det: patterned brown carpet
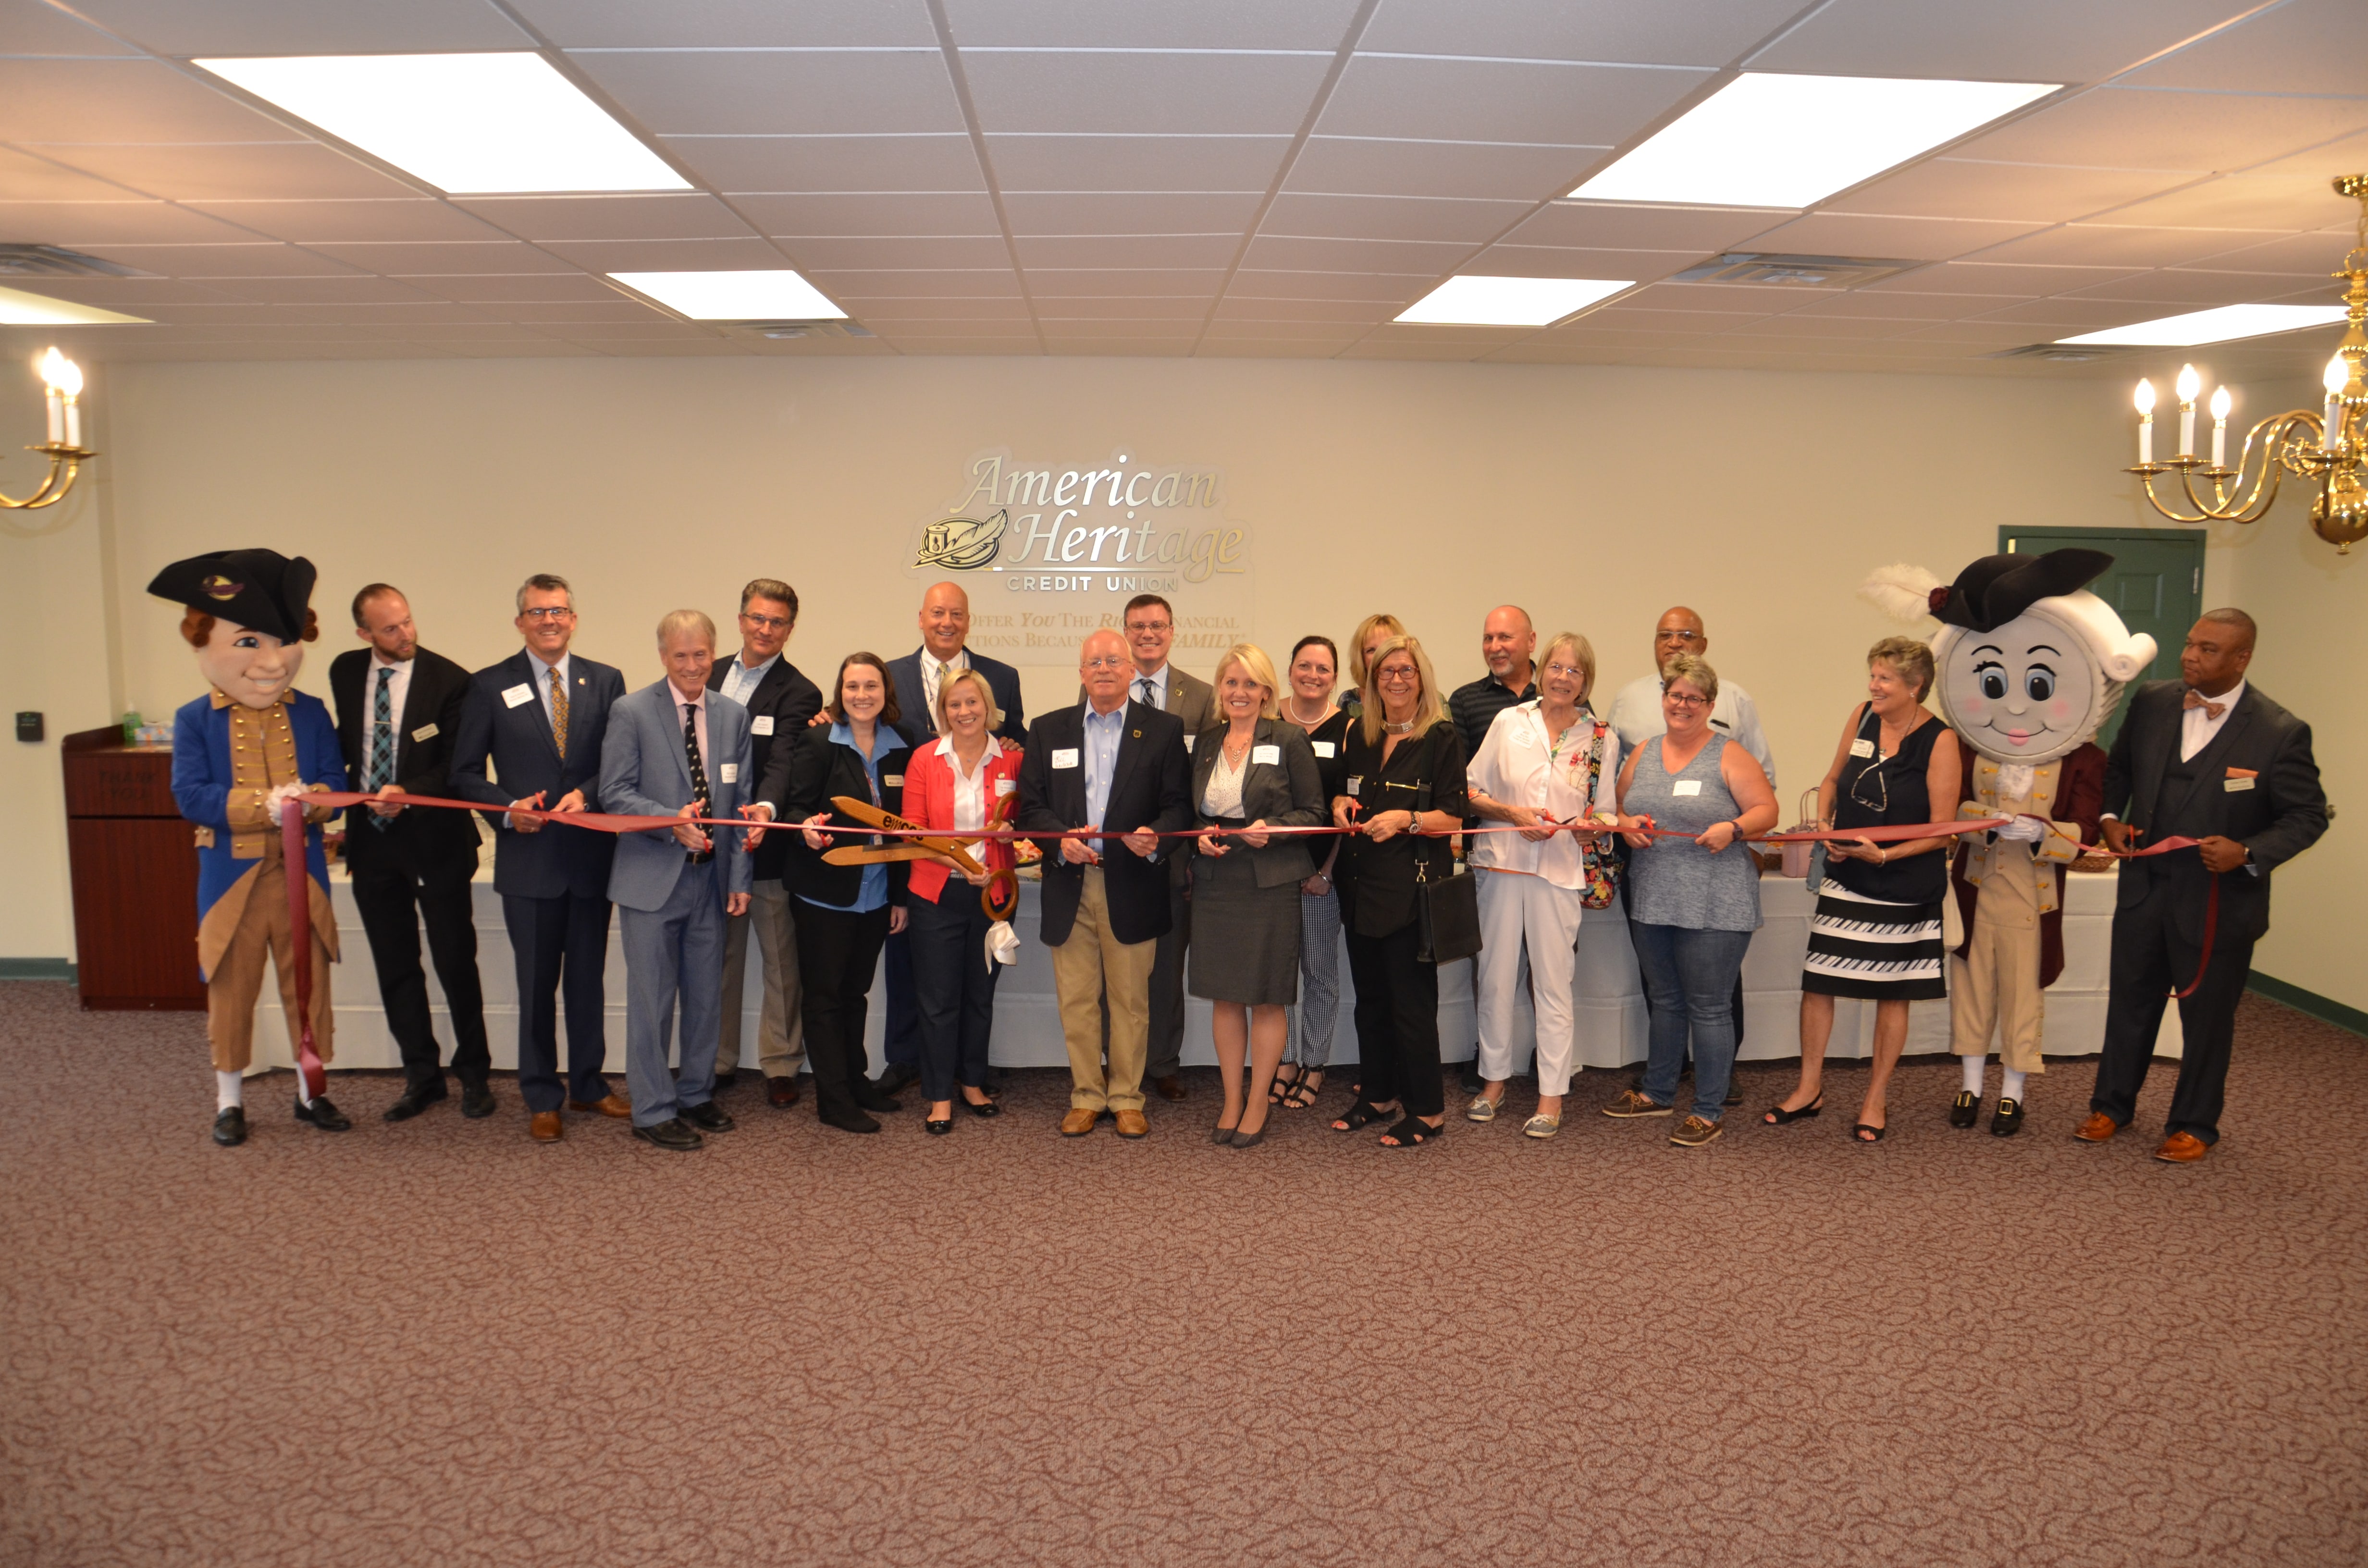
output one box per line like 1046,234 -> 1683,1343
1,980 -> 2362,1568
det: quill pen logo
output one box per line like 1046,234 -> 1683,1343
913,509 -> 1008,570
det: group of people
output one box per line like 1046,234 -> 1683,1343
155,550 -> 2326,1166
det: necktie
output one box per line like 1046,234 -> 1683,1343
2182,689 -> 2226,720
548,666 -> 569,760
1135,676 -> 1155,708
366,667 -> 394,832
683,700 -> 713,864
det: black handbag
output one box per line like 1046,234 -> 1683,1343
1414,842 -> 1482,964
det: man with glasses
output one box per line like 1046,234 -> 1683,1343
710,579 -> 823,1105
1606,607 -> 1776,1091
451,574 -> 630,1142
1448,606 -> 1541,1093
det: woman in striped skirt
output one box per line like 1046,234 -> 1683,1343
1764,637 -> 1961,1142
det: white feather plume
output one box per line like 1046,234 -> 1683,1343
1859,563 -> 1942,625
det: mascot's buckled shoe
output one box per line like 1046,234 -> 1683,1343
1949,1090 -> 1981,1128
1989,1097 -> 2024,1137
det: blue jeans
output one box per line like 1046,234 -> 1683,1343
1632,921 -> 1752,1123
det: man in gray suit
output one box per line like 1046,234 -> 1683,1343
1115,593 -> 1215,1100
600,609 -> 763,1152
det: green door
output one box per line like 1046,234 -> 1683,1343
1998,526 -> 2203,750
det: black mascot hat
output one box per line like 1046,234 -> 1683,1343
146,549 -> 317,643
1928,548 -> 2111,634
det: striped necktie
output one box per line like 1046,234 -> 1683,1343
548,665 -> 568,760
683,700 -> 713,864
366,666 -> 394,832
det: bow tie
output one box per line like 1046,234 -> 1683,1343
2182,689 -> 2226,720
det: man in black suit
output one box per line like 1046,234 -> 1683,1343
450,573 -> 631,1143
329,584 -> 493,1122
2080,609 -> 2328,1163
875,580 -> 1026,1096
1016,628 -> 1191,1139
710,577 -> 824,1106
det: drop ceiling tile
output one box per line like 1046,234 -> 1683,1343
1035,296 -> 1215,320
1320,56 -> 1711,147
68,242 -> 363,276
29,142 -> 412,202
885,339 -> 1037,354
1956,87 -> 2368,174
532,236 -> 786,270
181,199 -> 513,244
1973,222 -> 2279,269
2057,268 -> 2309,307
1210,296 -> 1395,322
2184,229 -> 2367,276
1725,312 -> 1920,340
1239,234 -> 1475,272
1957,298 -> 2163,328
453,194 -> 758,242
0,146 -> 140,200
567,49 -> 964,136
2251,278 -> 2347,306
483,300 -> 672,324
2087,172 -> 2360,233
1776,289 -> 1996,321
1226,269 -> 1437,302
734,191 -> 1001,236
300,300 -> 513,324
524,0 -> 937,47
1333,340 -> 1496,361
837,296 -> 1032,320
1834,160 -> 2198,224
1892,319 -> 2091,346
1195,338 -> 1357,356
1564,305 -> 1764,333
0,60 -> 309,142
70,0 -> 533,53
1262,193 -> 1530,244
1001,192 -> 1262,234
313,241 -> 568,275
413,272 -> 629,302
1861,261 -> 2137,296
1744,212 -> 2051,262
1023,267 -> 1228,294
807,268 -> 1023,298
561,337 -> 749,355
0,199 -> 263,246
509,318 -> 717,339
1462,244 -> 1699,282
1043,339 -> 1194,355
1617,282 -> 1791,314
2117,0 -> 2368,96
786,236 -> 1015,270
666,134 -> 985,194
1013,234 -> 1237,267
3,277 -> 245,307
1746,0 -> 2238,81
1,0 -> 141,55
196,276 -> 448,306
945,0 -> 1360,49
865,319 -> 1037,334
1358,0 -> 1808,66
1503,202 -> 1791,252
960,50 -> 1333,136
985,134 -> 1288,193
1284,137 -> 1608,202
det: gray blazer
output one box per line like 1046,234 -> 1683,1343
1187,717 -> 1327,889
599,679 -> 756,912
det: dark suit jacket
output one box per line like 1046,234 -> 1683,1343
773,726 -> 913,909
708,653 -> 823,882
886,646 -> 1026,749
1186,717 -> 1326,888
1016,700 -> 1192,946
449,648 -> 626,900
329,646 -> 480,878
1079,665 -> 1214,890
2103,680 -> 2329,944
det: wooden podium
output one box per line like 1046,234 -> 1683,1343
62,725 -> 205,1010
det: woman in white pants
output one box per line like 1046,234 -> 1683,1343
1463,632 -> 1619,1138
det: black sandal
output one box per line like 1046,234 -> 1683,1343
1380,1114 -> 1443,1148
1853,1122 -> 1888,1142
1283,1069 -> 1323,1110
1332,1100 -> 1392,1132
1763,1094 -> 1824,1126
1268,1062 -> 1305,1106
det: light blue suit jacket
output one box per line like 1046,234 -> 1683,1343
599,679 -> 755,912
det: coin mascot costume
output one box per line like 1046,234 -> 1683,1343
151,549 -> 350,1147
1863,550 -> 2154,1135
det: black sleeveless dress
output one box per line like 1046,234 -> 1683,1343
1801,705 -> 1948,1001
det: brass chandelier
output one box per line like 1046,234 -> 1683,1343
0,347 -> 97,511
2125,173 -> 2368,553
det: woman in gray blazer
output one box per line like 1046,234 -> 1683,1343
1188,643 -> 1328,1148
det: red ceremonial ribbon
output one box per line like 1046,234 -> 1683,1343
281,798 -> 328,1101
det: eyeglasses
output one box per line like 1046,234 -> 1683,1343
1125,620 -> 1171,635
740,613 -> 791,632
1656,630 -> 1704,645
1083,655 -> 1128,670
1543,662 -> 1587,680
1664,691 -> 1710,709
1849,754 -> 1889,815
1376,667 -> 1419,685
520,607 -> 575,622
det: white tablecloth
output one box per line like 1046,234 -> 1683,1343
253,868 -> 2177,1075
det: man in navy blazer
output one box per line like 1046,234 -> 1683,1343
450,573 -> 629,1142
600,609 -> 760,1152
876,580 -> 1026,1096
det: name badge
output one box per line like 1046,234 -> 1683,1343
1312,740 -> 1336,758
750,715 -> 774,736
1672,780 -> 1702,797
718,763 -> 739,784
1510,728 -> 1537,748
1252,744 -> 1281,765
883,774 -> 903,788
410,723 -> 439,742
502,683 -> 533,709
995,778 -> 1016,796
2224,775 -> 2254,792
1347,776 -> 1362,796
1849,738 -> 1875,758
1052,748 -> 1081,770
1182,734 -> 1196,753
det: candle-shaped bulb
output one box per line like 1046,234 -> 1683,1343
2134,379 -> 2156,415
39,347 -> 74,393
2209,385 -> 2230,468
2175,363 -> 2201,404
2209,385 -> 2232,421
2328,355 -> 2350,396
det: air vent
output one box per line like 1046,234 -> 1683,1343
713,319 -> 874,341
1670,252 -> 1923,289
0,244 -> 147,279
1987,343 -> 2135,364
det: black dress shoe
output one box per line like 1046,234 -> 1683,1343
961,1094 -> 1001,1119
875,1062 -> 920,1096
383,1082 -> 446,1122
1154,1073 -> 1188,1102
713,1069 -> 738,1090
1459,1064 -> 1486,1095
852,1081 -> 903,1115
294,1095 -> 352,1131
1950,1090 -> 1982,1128
821,1106 -> 881,1134
1990,1097 -> 2024,1137
212,1106 -> 247,1146
460,1081 -> 497,1119
925,1116 -> 953,1136
632,1117 -> 704,1151
680,1100 -> 736,1133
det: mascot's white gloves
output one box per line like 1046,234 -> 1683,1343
1995,815 -> 2046,843
262,782 -> 311,817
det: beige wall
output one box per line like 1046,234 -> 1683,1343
1,353 -> 2347,1011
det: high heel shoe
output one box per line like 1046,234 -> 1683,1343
1230,1115 -> 1270,1149
1211,1122 -> 1237,1144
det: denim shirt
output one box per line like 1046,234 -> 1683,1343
799,721 -> 889,914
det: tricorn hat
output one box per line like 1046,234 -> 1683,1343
146,548 -> 317,644
1929,548 -> 2111,634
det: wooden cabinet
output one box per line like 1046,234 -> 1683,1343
63,725 -> 205,1010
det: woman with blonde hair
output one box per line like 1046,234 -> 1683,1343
1337,612 -> 1406,718
1187,643 -> 1328,1147
1329,634 -> 1468,1148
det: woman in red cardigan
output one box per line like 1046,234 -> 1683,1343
903,667 -> 1026,1134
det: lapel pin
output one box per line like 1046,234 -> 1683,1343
1132,729 -> 1141,738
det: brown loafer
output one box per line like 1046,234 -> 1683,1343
765,1075 -> 801,1108
1060,1107 -> 1098,1138
1153,1074 -> 1187,1102
569,1093 -> 632,1119
2072,1111 -> 2121,1143
1113,1108 -> 1150,1139
529,1110 -> 563,1142
2155,1131 -> 2210,1163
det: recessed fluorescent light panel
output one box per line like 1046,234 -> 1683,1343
1395,276 -> 1631,328
0,283 -> 149,325
193,53 -> 688,195
608,271 -> 847,321
2055,304 -> 2350,347
1569,73 -> 2058,208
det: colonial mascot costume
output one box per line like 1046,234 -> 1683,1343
1864,550 -> 2155,1135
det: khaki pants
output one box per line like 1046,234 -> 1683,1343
716,877 -> 805,1078
207,853 -> 335,1073
1948,866 -> 2046,1076
1051,868 -> 1157,1113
